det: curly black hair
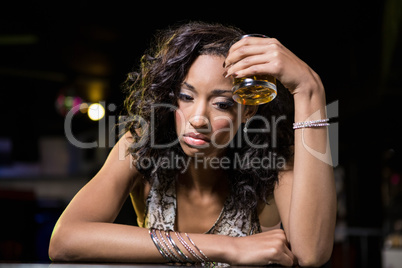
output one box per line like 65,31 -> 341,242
122,21 -> 294,211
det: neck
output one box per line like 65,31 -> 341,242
178,156 -> 228,195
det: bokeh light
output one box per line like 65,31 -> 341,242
87,103 -> 105,121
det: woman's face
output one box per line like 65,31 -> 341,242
175,55 -> 251,158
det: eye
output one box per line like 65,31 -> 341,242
178,93 -> 193,102
214,101 -> 234,110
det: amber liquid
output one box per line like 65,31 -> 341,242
232,75 -> 277,105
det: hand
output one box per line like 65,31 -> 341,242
224,36 -> 324,97
229,229 -> 297,266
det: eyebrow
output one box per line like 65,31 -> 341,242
182,82 -> 232,96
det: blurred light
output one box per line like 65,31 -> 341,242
88,103 -> 105,121
79,102 -> 89,113
88,80 -> 104,102
55,90 -> 82,116
65,96 -> 74,107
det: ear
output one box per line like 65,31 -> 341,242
242,105 -> 258,123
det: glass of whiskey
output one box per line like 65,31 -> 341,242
231,34 -> 277,105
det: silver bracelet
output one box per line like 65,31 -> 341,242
293,118 -> 330,129
149,228 -> 173,263
165,230 -> 195,264
175,231 -> 205,263
153,229 -> 183,263
158,230 -> 183,263
185,232 -> 214,263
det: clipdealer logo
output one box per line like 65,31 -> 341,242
300,100 -> 339,167
63,101 -> 339,167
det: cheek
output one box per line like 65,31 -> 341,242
174,109 -> 186,135
211,117 -> 241,144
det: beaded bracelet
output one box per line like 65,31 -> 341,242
293,118 -> 330,129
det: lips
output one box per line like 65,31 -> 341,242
182,132 -> 211,146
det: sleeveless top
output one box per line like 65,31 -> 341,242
139,173 -> 262,237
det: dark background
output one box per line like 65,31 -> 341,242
1,0 -> 401,266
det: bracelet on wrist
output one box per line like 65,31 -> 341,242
149,228 -> 214,265
293,118 -> 330,129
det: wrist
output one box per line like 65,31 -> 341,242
189,233 -> 237,265
293,85 -> 327,122
226,236 -> 243,265
217,236 -> 238,265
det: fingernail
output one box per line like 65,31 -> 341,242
223,61 -> 226,68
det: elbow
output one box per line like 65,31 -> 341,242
48,240 -> 64,262
49,239 -> 82,262
297,254 -> 331,267
48,223 -> 63,262
294,244 -> 333,267
48,224 -> 79,262
48,234 -> 73,262
48,238 -> 66,262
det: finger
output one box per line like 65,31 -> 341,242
230,63 -> 274,79
274,231 -> 295,266
225,44 -> 268,68
226,43 -> 289,78
283,244 -> 297,266
280,253 -> 296,267
225,36 -> 275,67
271,244 -> 295,267
267,248 -> 293,267
264,230 -> 294,266
226,50 -> 277,76
228,36 -> 271,56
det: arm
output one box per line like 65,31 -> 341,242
48,132 -> 159,262
49,132 -> 171,262
224,37 -> 337,267
47,132 -> 226,263
49,131 -> 295,265
275,87 -> 336,267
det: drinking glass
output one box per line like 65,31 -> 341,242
231,34 -> 277,105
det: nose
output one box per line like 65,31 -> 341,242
189,115 -> 209,129
188,101 -> 210,130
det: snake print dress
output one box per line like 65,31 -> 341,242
139,173 -> 262,237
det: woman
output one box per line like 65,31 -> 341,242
49,22 -> 336,267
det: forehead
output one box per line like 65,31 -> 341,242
184,55 -> 232,91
